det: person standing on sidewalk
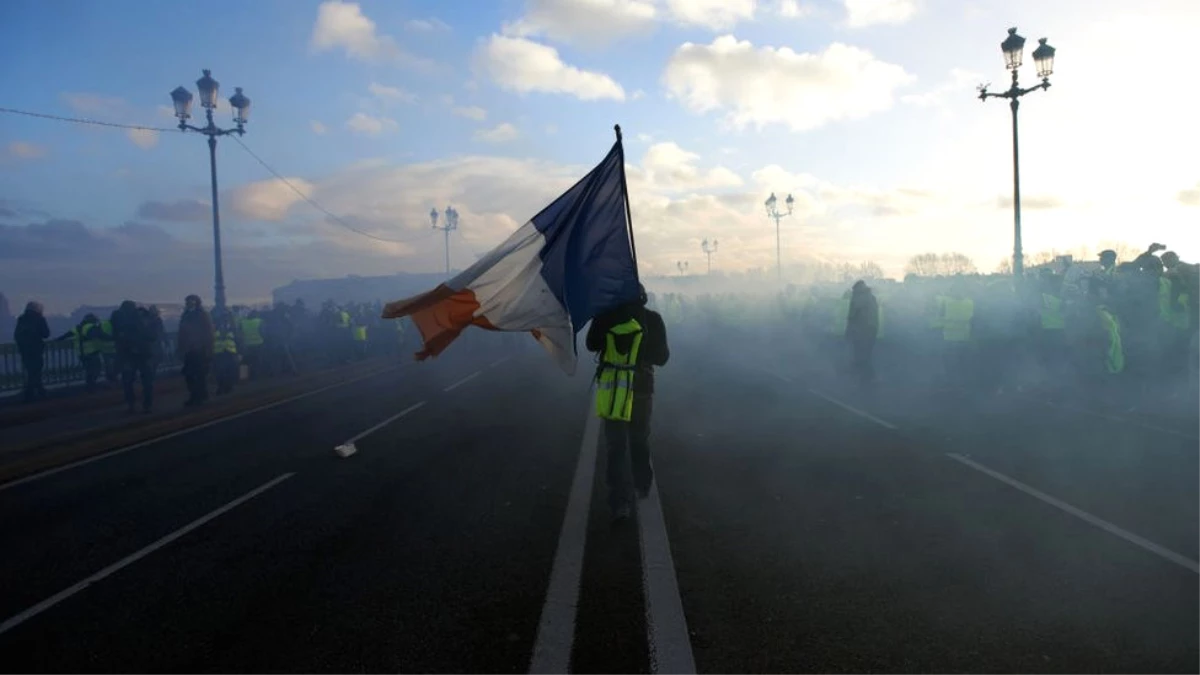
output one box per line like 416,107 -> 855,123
13,301 -> 50,403
178,294 -> 215,406
111,300 -> 158,414
586,284 -> 670,522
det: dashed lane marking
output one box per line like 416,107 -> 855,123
0,472 -> 296,636
343,401 -> 427,446
807,388 -> 900,431
947,453 -> 1200,575
443,371 -> 482,392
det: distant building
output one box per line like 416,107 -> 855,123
272,272 -> 451,308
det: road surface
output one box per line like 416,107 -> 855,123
0,337 -> 1196,673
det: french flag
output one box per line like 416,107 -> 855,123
381,127 -> 641,374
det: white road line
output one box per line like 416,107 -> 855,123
443,371 -> 481,392
344,401 -> 427,445
490,356 -> 511,368
529,407 -> 600,674
638,465 -> 696,675
0,366 -> 404,494
0,472 -> 295,636
946,453 -> 1200,575
807,388 -> 900,431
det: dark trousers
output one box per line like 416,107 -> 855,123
122,357 -> 155,410
243,345 -> 262,380
214,352 -> 239,394
850,336 -> 876,385
81,353 -> 102,392
183,352 -> 211,403
603,394 -> 653,512
20,354 -> 45,403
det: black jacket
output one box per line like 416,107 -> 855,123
586,302 -> 669,393
14,310 -> 50,358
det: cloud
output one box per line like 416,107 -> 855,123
477,34 -> 626,101
545,124 -> 558,135
60,92 -> 129,117
368,82 -> 417,103
126,128 -> 159,149
776,0 -> 812,18
502,0 -> 657,47
665,0 -> 756,29
311,120 -> 328,135
453,105 -> 488,121
1178,183 -> 1200,207
310,0 -> 436,71
346,112 -> 398,135
843,0 -> 918,27
662,36 -> 913,131
137,199 -> 210,222
228,177 -> 315,221
474,123 -> 520,143
901,67 -> 981,108
996,194 -> 1064,210
638,141 -> 743,191
5,141 -> 48,160
404,17 -> 450,31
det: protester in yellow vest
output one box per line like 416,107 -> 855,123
213,312 -> 240,395
239,312 -> 265,380
586,285 -> 669,522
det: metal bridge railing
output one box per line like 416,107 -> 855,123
1,333 -> 180,393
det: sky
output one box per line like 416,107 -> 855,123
1,0 -> 1198,312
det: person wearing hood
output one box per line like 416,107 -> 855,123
845,280 -> 880,386
13,301 -> 50,403
178,294 -> 215,406
55,313 -> 104,392
111,300 -> 159,413
586,283 -> 670,522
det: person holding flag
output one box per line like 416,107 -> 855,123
380,124 -> 657,521
586,283 -> 669,521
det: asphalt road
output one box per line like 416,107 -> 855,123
0,333 -> 1196,673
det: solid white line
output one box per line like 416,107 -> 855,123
638,464 -> 697,675
0,472 -> 294,636
443,371 -> 481,392
807,388 -> 900,431
946,453 -> 1200,575
0,366 -> 403,493
490,356 -> 511,369
344,401 -> 427,445
529,407 -> 600,674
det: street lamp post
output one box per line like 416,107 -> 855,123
431,206 -> 459,275
170,69 -> 251,312
676,261 -> 689,277
978,27 -> 1056,279
701,238 -> 719,274
764,192 -> 794,281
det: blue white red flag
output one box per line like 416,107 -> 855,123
381,131 -> 640,373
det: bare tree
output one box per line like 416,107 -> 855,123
857,261 -> 885,280
995,258 -> 1013,275
940,253 -> 978,275
905,253 -> 943,277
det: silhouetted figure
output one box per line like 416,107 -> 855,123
111,300 -> 159,413
846,280 -> 880,386
178,295 -> 214,406
13,301 -> 50,403
586,284 -> 670,522
211,310 -> 240,395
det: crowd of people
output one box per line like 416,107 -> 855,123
10,296 -> 414,411
652,244 -> 1199,408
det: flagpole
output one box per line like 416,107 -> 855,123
614,124 -> 639,283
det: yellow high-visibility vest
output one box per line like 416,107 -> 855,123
942,297 -> 974,342
595,319 -> 642,422
215,330 -> 238,354
240,318 -> 264,346
1041,293 -> 1065,331
1097,306 -> 1124,374
353,325 -> 368,342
